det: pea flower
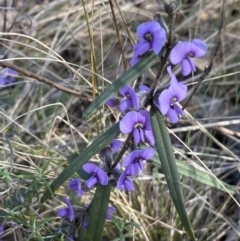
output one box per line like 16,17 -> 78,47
117,167 -> 134,192
83,163 -> 108,189
130,21 -> 167,65
157,81 -> 187,124
123,148 -> 155,175
0,68 -> 17,86
106,86 -> 139,112
69,178 -> 83,197
58,197 -> 74,222
119,85 -> 139,112
120,110 -> 155,146
170,39 -> 207,76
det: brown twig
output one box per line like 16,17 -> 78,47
109,0 -> 128,70
0,60 -> 92,101
182,0 -> 225,110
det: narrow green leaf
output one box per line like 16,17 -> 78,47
41,123 -> 120,203
150,106 -> 195,240
87,184 -> 111,241
152,155 -> 236,194
84,52 -> 159,119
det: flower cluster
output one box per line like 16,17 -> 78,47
57,140 -> 120,238
129,21 -> 207,123
57,19 -> 208,240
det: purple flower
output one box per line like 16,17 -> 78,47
106,96 -> 119,108
119,85 -> 139,112
69,178 -> 83,197
58,197 -> 74,222
130,21 -> 167,65
123,148 -> 155,175
170,39 -> 207,76
83,163 -> 108,189
110,139 -> 122,154
106,206 -> 116,220
0,68 -> 17,86
157,80 -> 187,123
120,110 -> 155,146
117,167 -> 134,192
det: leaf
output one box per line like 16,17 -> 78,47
150,106 -> 196,240
41,123 -> 120,203
83,52 -> 159,119
87,184 -> 111,241
152,155 -> 236,194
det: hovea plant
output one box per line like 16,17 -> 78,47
38,1 -> 236,241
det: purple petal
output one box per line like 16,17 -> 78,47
58,208 -> 69,218
119,99 -> 132,112
58,197 -> 74,222
139,128 -> 145,143
110,139 -> 122,154
124,177 -> 134,192
123,152 -> 134,167
120,111 -> 138,134
96,169 -> 109,185
106,97 -> 117,107
83,163 -> 99,174
130,52 -> 141,66
167,108 -> 179,123
140,148 -> 155,160
69,178 -> 80,191
86,176 -> 98,189
168,84 -> 187,102
145,130 -> 155,146
106,206 -> 116,220
0,77 -> 6,86
119,86 -> 139,110
134,40 -> 151,56
174,102 -> 184,115
158,89 -> 172,115
133,128 -> 140,144
191,39 -> 208,57
138,110 -> 150,128
181,58 -> 196,76
139,85 -> 150,93
151,28 -> 166,55
137,21 -> 161,38
170,41 -> 192,65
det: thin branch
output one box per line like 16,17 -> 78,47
109,0 -> 127,70
0,60 -> 92,101
183,0 -> 225,110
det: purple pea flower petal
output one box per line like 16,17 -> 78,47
106,206 -> 116,220
139,85 -> 150,93
83,163 -> 109,189
130,21 -> 166,65
117,167 -> 134,192
58,197 -> 74,222
123,148 -> 155,175
170,39 -> 207,76
106,96 -> 118,107
119,85 -> 139,111
120,110 -> 155,146
69,178 -> 83,197
110,139 -> 123,154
